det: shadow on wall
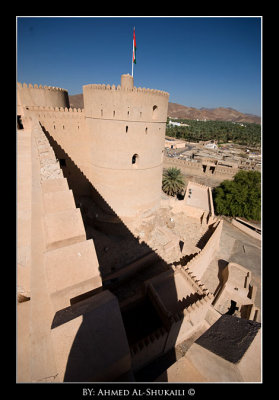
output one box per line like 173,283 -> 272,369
42,127 -> 184,382
213,259 -> 229,300
43,127 -> 152,279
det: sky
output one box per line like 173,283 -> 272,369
17,16 -> 262,116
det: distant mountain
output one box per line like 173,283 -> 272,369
69,94 -> 84,109
168,103 -> 261,124
68,94 -> 261,125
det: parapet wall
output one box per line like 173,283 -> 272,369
17,82 -> 70,112
23,106 -> 89,191
31,119 -> 102,314
185,219 -> 223,281
231,218 -> 261,241
130,265 -> 213,372
130,326 -> 168,372
164,156 -> 237,179
83,82 -> 169,122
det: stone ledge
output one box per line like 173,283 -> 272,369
43,189 -> 76,214
44,208 -> 86,251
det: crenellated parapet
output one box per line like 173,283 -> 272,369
84,83 -> 168,97
17,82 -> 68,92
183,219 -> 223,281
83,74 -> 169,123
24,105 -> 84,117
17,82 -> 70,110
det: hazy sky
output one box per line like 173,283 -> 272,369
17,16 -> 262,116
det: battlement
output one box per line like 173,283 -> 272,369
24,105 -> 84,115
83,76 -> 169,126
17,82 -> 70,110
183,219 -> 223,281
173,291 -> 213,322
17,82 -> 67,92
83,83 -> 169,97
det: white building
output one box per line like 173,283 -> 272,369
204,142 -> 218,150
168,120 -> 190,127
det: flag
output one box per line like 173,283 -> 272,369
133,27 -> 136,64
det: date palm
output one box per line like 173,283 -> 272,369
162,167 -> 185,197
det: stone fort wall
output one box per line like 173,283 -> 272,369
164,156 -> 237,182
19,74 -> 170,219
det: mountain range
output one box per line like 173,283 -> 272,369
167,103 -> 261,124
68,95 -> 261,125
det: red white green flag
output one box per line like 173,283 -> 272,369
133,27 -> 136,64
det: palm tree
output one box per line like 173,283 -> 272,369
162,167 -> 185,197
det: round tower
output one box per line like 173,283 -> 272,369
17,83 -> 70,111
83,74 -> 169,218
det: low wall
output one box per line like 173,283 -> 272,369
231,219 -> 261,241
130,326 -> 168,372
17,128 -> 32,299
163,157 -> 236,182
160,182 -> 215,223
185,219 -> 223,281
164,292 -> 213,352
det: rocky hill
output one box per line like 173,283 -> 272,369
168,103 -> 261,124
69,94 -> 261,124
69,94 -> 84,109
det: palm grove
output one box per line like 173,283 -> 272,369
166,118 -> 261,147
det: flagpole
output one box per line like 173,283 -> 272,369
132,56 -> 134,77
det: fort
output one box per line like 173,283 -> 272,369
17,74 -> 261,383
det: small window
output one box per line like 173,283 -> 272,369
101,109 -> 103,117
126,126 -> 128,133
152,105 -> 158,119
113,110 -> 115,117
17,115 -> 23,130
132,154 -> 138,165
127,110 -> 130,117
145,127 -> 148,134
62,125 -> 65,130
140,111 -> 142,118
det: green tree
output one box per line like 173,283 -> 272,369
162,167 -> 185,197
213,171 -> 261,221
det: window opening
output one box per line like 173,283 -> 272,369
132,154 -> 138,165
17,115 -> 23,130
152,105 -> 158,119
